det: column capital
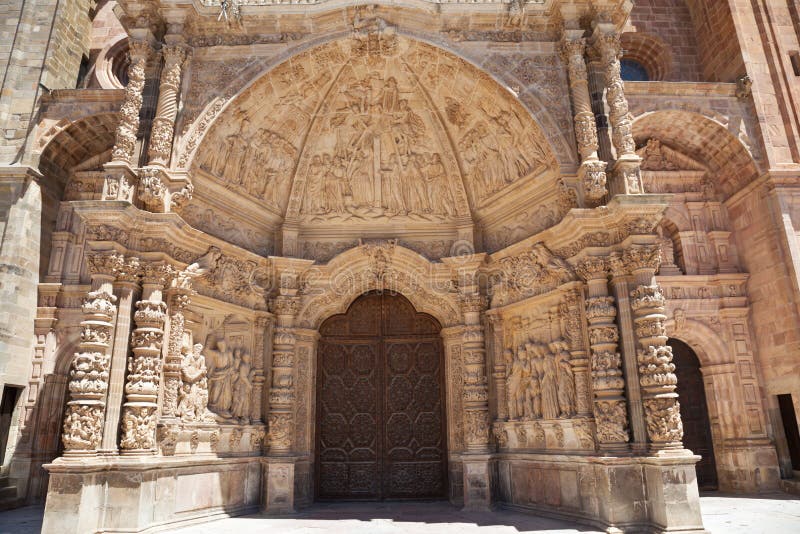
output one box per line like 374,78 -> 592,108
576,256 -> 608,282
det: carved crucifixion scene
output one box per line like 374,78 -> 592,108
1,1 -> 795,534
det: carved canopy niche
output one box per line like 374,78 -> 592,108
188,33 -> 559,260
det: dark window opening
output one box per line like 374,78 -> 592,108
0,386 -> 22,465
778,394 -> 800,471
621,59 -> 650,82
790,51 -> 800,77
76,54 -> 90,89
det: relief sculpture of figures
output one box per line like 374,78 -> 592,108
506,339 -> 577,421
230,348 -> 256,423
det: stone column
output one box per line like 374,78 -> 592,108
120,262 -> 171,455
161,277 -> 192,421
561,34 -> 608,204
147,45 -> 187,167
459,292 -> 492,511
99,257 -> 141,454
267,295 -> 298,455
60,252 -> 122,456
594,29 -> 643,195
110,39 -> 151,166
577,257 -> 629,453
624,245 -> 685,453
263,284 -> 299,515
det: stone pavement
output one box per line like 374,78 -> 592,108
1,493 -> 799,533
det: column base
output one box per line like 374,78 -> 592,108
461,454 -> 493,511
262,456 -> 298,515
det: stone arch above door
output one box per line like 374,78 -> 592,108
295,244 -> 463,329
184,33 -> 561,259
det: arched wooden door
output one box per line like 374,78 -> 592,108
670,338 -> 718,489
316,291 -> 447,500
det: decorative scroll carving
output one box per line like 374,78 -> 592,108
492,243 -> 575,307
111,40 -> 150,164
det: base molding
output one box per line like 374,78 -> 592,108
40,451 -> 707,533
494,452 -> 706,533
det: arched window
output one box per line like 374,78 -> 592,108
621,58 -> 650,81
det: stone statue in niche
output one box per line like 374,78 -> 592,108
506,339 -> 577,422
177,342 -> 213,423
230,348 -> 256,423
204,334 -> 235,419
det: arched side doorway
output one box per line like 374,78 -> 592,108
315,291 -> 447,501
670,338 -> 718,489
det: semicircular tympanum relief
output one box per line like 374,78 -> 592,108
191,33 -> 558,252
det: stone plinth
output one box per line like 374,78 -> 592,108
41,456 -> 261,534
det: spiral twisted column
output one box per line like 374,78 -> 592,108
148,45 -> 187,166
594,29 -> 643,195
110,39 -> 152,165
561,34 -> 607,204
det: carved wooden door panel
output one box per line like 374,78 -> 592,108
316,292 -> 446,500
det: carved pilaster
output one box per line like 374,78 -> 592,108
561,34 -> 607,204
460,294 -> 490,453
487,314 -> 508,422
594,29 -> 642,195
148,45 -> 187,166
162,276 -> 192,421
576,257 -> 629,452
624,245 -> 684,453
268,294 -> 299,454
563,288 -> 592,417
252,315 -> 271,424
120,262 -> 172,454
61,252 -> 123,456
111,39 -> 151,165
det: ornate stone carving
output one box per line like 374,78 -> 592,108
492,243 -> 575,306
111,40 -> 150,164
137,167 -> 166,212
61,257 -> 119,454
644,398 -> 684,443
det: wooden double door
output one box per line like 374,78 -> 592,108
315,291 -> 447,500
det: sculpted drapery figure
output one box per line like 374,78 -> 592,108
205,335 -> 234,418
230,348 -> 255,423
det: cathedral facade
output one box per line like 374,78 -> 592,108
0,0 -> 799,532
